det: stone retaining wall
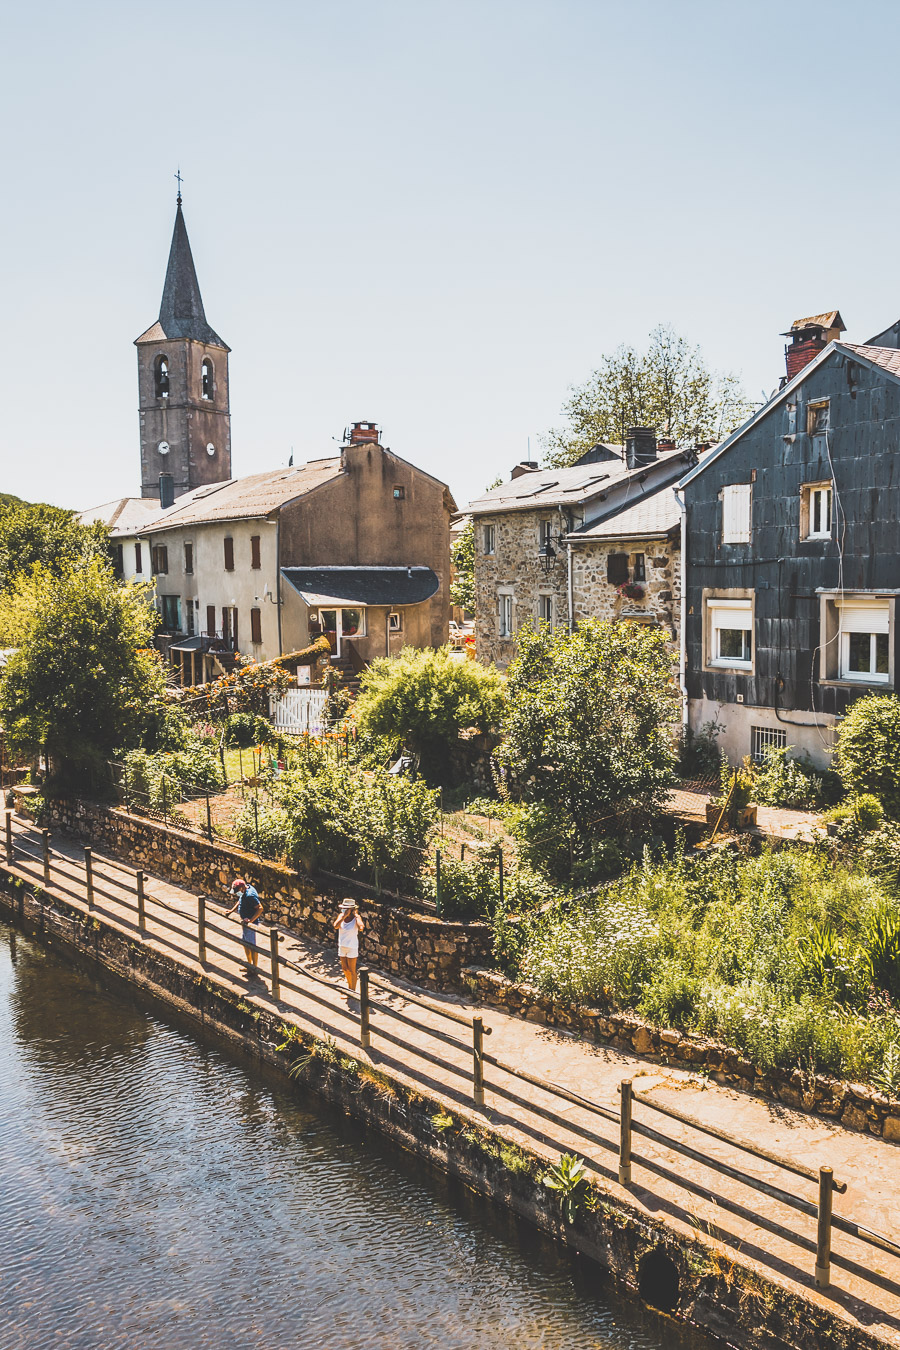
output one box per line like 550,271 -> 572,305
464,966 -> 900,1143
22,797 -> 490,990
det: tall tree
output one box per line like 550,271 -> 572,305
543,324 -> 754,467
0,501 -> 109,594
450,518 -> 476,614
0,559 -> 166,784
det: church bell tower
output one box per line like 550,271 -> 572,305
135,192 -> 232,501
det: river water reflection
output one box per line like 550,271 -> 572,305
0,923 -> 707,1350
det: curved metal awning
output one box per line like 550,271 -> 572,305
280,566 -> 439,608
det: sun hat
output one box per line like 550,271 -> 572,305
340,898 -> 357,910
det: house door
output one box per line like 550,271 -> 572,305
320,609 -> 339,654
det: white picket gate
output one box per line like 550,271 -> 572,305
270,687 -> 328,735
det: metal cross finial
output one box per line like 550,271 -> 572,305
175,167 -> 183,204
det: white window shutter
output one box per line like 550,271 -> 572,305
723,484 -> 751,543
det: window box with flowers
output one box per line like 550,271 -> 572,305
617,581 -> 645,602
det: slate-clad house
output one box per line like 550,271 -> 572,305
469,431 -> 697,667
679,312 -> 900,768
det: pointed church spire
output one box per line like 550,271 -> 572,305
153,197 -> 229,349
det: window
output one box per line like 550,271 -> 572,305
151,545 -> 168,575
751,726 -> 787,764
388,611 -> 402,633
498,591 -> 514,638
159,595 -> 181,631
607,552 -> 629,585
483,524 -> 496,555
250,535 -> 261,569
221,607 -> 238,646
722,484 -> 752,544
155,355 -> 169,398
224,536 -> 234,571
250,607 -> 262,645
633,553 -> 646,583
206,605 -> 216,637
801,482 -> 832,540
840,603 -> 890,683
707,598 -> 753,670
539,520 -> 552,549
187,605 -> 195,637
201,358 -> 213,400
393,485 -> 405,500
538,594 -> 553,628
184,542 -> 193,574
808,400 -> 830,435
134,541 -> 143,574
341,608 -> 365,638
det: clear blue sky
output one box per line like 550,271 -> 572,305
2,0 -> 898,512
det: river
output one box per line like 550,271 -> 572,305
0,921 -> 708,1349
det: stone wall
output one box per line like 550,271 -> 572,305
473,507 -> 679,667
24,797 -> 491,990
464,967 -> 900,1142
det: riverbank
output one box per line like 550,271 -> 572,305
2,817 -> 899,1349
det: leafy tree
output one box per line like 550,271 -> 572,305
0,501 -> 109,596
0,559 -> 166,784
543,324 -> 754,467
498,619 -> 678,837
450,518 -> 476,614
354,645 -> 505,783
836,694 -> 900,817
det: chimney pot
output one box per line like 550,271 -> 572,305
346,421 -> 381,445
510,461 -> 540,479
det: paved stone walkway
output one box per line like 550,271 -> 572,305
4,814 -> 900,1345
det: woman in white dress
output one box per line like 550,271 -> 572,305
333,898 -> 364,992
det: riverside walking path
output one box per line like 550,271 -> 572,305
4,813 -> 900,1346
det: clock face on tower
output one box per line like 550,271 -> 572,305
158,441 -> 170,455
206,443 -> 216,456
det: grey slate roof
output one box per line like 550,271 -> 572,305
467,458 -> 633,515
281,566 -> 440,608
571,487 -> 680,541
135,459 -> 343,533
135,202 -> 229,349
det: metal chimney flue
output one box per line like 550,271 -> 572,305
625,427 -> 657,469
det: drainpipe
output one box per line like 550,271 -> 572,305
673,490 -> 689,729
567,538 -> 575,633
275,516 -> 283,655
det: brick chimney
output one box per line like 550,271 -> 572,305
345,420 -> 380,445
782,311 -> 845,382
657,437 -> 677,455
510,461 -> 540,480
625,427 -> 657,469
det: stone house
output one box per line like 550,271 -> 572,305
132,422 -> 455,685
468,431 -> 697,667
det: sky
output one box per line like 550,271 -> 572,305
2,0 -> 900,513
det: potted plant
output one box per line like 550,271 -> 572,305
616,580 -> 645,602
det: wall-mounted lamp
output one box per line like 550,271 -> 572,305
538,543 -> 557,575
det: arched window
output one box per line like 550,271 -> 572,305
155,355 -> 169,398
201,358 -> 213,400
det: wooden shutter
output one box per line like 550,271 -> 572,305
251,607 -> 262,644
722,485 -> 751,543
233,608 -> 238,645
224,536 -> 234,571
206,605 -> 216,637
607,552 -> 629,584
134,542 -> 142,574
184,542 -> 193,574
250,535 -> 261,569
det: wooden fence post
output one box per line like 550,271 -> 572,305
253,798 -> 260,854
359,967 -> 371,1049
435,849 -> 442,916
473,1016 -> 491,1107
42,829 -> 50,885
5,810 -> 12,863
269,927 -> 280,1000
84,847 -> 94,909
619,1078 -> 633,1184
136,870 -> 146,935
198,895 -> 207,965
498,849 -> 504,906
816,1165 -> 833,1288
205,791 -> 213,842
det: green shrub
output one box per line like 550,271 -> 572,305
122,734 -> 224,810
224,712 -> 273,748
436,843 -> 501,920
863,902 -> 900,1000
836,694 -> 900,816
752,746 -> 825,809
677,719 -> 723,778
234,802 -> 290,860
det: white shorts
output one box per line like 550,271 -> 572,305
338,944 -> 358,959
